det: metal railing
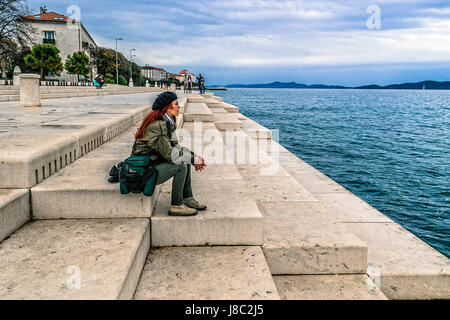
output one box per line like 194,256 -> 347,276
40,80 -> 94,86
0,79 -> 13,86
43,38 -> 56,44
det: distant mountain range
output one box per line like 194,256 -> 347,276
354,80 -> 450,90
209,80 -> 450,90
223,81 -> 345,89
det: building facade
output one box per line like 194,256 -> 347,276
18,7 -> 97,82
141,65 -> 167,81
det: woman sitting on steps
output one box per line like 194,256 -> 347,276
133,91 -> 207,216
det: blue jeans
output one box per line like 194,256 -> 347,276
155,162 -> 193,205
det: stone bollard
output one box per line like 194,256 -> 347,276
19,74 -> 41,107
154,83 -> 158,88
145,80 -> 149,88
13,66 -> 21,86
170,83 -> 176,92
129,78 -> 134,87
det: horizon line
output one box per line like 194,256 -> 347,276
207,79 -> 450,88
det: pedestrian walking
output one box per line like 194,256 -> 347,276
197,74 -> 205,94
188,75 -> 192,93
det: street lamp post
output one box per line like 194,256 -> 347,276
129,49 -> 136,83
114,38 -> 123,85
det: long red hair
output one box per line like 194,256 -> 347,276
134,105 -> 176,140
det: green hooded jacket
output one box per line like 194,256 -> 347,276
133,119 -> 196,164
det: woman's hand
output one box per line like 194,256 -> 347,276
194,156 -> 207,172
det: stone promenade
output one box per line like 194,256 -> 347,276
0,90 -> 448,299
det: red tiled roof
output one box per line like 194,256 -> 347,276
20,12 -> 77,23
141,66 -> 166,72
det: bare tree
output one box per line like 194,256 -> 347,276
0,0 -> 35,68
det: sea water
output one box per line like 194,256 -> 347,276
213,88 -> 449,258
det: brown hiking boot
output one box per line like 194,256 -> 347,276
168,203 -> 198,216
183,197 -> 207,211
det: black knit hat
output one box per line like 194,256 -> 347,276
152,91 -> 178,110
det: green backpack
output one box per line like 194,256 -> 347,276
118,143 -> 158,196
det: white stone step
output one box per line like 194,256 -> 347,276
315,193 -> 395,223
178,96 -> 187,112
31,128 -> 160,219
40,91 -> 96,95
0,86 -> 16,90
276,151 -> 366,197
0,126 -> 98,188
152,178 -> 263,247
222,102 -> 239,113
0,95 -> 19,102
31,158 -> 160,219
37,88 -> 157,100
40,87 -> 97,92
238,160 -> 317,203
222,129 -> 286,149
134,246 -> 280,300
219,130 -> 287,166
41,112 -> 137,140
204,99 -> 225,108
0,190 -> 30,243
241,118 -> 272,139
259,201 -> 367,275
274,148 -> 450,298
0,89 -> 19,95
213,113 -> 242,131
238,165 -> 367,274
179,121 -> 218,135
187,95 -> 206,103
42,93 -> 93,99
278,153 -> 395,221
0,218 -> 150,299
272,145 -> 450,298
210,107 -> 228,114
274,275 -> 387,300
183,103 -> 214,122
233,112 -> 249,120
232,135 -> 368,275
342,222 -> 450,300
212,96 -> 224,102
0,105 -> 150,188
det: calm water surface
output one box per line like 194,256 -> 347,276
213,88 -> 450,258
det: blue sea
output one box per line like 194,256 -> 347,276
213,88 -> 450,258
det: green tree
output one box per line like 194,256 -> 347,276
24,44 -> 63,79
91,47 -> 130,83
65,51 -> 90,81
104,73 -> 115,84
131,62 -> 144,86
92,47 -> 154,86
118,74 -> 127,86
138,76 -> 152,87
5,46 -> 32,78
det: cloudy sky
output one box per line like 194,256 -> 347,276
28,0 -> 450,86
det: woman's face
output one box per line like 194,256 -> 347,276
167,100 -> 179,117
